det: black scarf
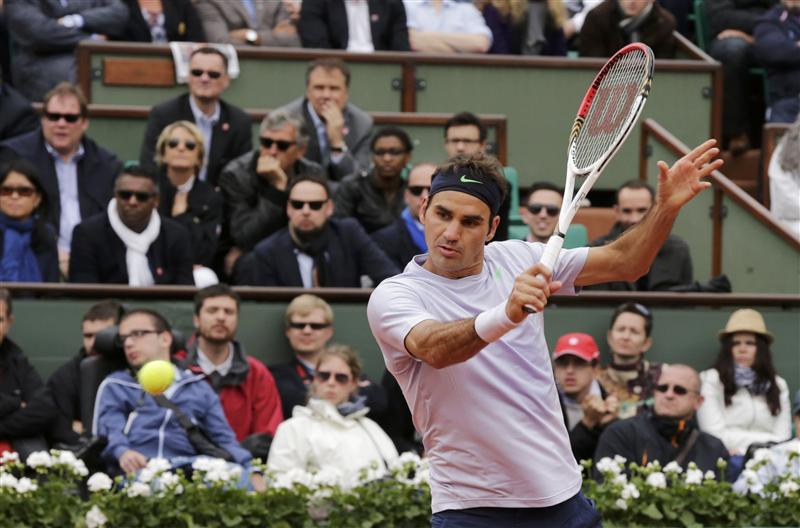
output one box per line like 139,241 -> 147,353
651,412 -> 697,448
292,224 -> 332,287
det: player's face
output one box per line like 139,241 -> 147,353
653,366 -> 702,420
554,355 -> 595,397
730,332 -> 758,369
82,318 -> 116,356
404,164 -> 434,218
194,296 -> 238,345
119,314 -> 170,369
286,181 -> 333,235
420,191 -> 499,279
615,188 -> 652,230
306,67 -> 349,114
444,125 -> 485,158
607,312 -> 651,360
313,355 -> 358,406
525,189 -> 562,241
285,308 -> 333,357
187,53 -> 229,102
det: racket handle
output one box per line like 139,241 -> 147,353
523,235 -> 565,314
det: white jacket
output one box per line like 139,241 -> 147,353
698,368 -> 792,454
267,399 -> 399,482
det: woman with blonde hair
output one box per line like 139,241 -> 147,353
476,0 -> 567,55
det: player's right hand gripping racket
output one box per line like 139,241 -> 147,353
524,43 -> 655,314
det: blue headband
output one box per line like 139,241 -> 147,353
428,165 -> 504,217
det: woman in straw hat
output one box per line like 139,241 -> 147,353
697,309 -> 792,458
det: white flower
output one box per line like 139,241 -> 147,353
54,450 -> 78,466
613,455 -> 627,465
685,468 -> 704,485
85,505 -> 108,528
398,451 -> 422,465
704,470 -> 717,481
87,473 -> 113,493
614,498 -> 628,510
0,451 -> 19,465
126,481 -> 151,497
595,457 -> 622,475
26,451 -> 52,469
779,480 -> 800,496
145,457 -> 171,473
138,467 -> 157,484
73,460 -> 89,477
663,461 -> 683,474
611,473 -> 628,486
646,472 -> 667,489
192,456 -> 228,474
0,473 -> 17,488
620,483 -> 640,500
311,467 -> 343,488
15,477 -> 37,493
752,448 -> 773,464
273,468 -> 314,489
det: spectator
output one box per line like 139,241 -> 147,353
698,309 -> 791,456
268,344 -> 399,480
563,0 -> 603,42
334,127 -> 413,233
376,369 -> 423,455
589,180 -> 692,291
479,0 -> 568,55
0,288 -> 56,459
195,0 -> 299,47
218,110 -> 323,271
553,332 -> 619,463
754,0 -> 800,123
47,300 -> 122,445
767,116 -> 800,238
155,121 -> 223,269
5,0 -> 128,102
176,285 -> 283,461
596,302 -> 662,419
111,0 -> 205,43
371,162 -> 435,269
705,0 -> 774,153
403,0 -> 492,53
233,174 -> 398,287
579,0 -> 677,58
0,83 -> 122,277
68,165 -> 194,285
269,294 -> 387,421
93,308 -> 255,479
140,47 -> 252,186
476,0 -> 524,54
520,181 -> 562,243
273,58 -> 373,181
0,83 -> 38,141
298,0 -> 410,51
594,364 -> 729,476
0,159 -> 59,282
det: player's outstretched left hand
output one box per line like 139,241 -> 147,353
506,263 -> 563,323
657,139 -> 723,212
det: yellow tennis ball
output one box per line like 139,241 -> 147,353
137,360 -> 175,395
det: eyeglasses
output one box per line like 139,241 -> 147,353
118,329 -> 158,343
116,190 -> 156,203
620,207 -> 649,215
44,112 -> 82,123
314,370 -> 351,384
288,321 -> 331,331
167,138 -> 197,151
527,204 -> 560,217
260,137 -> 296,151
373,148 -> 406,157
407,185 -> 430,197
190,69 -> 223,79
445,138 -> 481,145
0,186 -> 37,198
655,383 -> 695,396
289,200 -> 326,211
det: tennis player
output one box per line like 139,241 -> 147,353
367,143 -> 721,527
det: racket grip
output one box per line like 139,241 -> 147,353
523,235 -> 565,314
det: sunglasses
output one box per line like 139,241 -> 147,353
527,204 -> 560,217
655,383 -> 693,396
44,112 -> 82,123
0,186 -> 37,198
190,69 -> 223,79
373,148 -> 406,157
167,138 -> 197,151
314,370 -> 351,384
407,185 -> 430,197
260,137 -> 295,151
289,200 -> 326,211
288,321 -> 331,331
116,190 -> 156,203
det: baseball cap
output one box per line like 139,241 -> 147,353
553,333 -> 600,362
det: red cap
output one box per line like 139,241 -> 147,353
553,333 -> 599,362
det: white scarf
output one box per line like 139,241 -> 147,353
107,199 -> 161,286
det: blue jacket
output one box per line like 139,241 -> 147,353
754,5 -> 800,103
93,368 -> 251,468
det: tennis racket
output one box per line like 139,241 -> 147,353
524,43 -> 655,313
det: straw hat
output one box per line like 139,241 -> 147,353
718,309 -> 773,344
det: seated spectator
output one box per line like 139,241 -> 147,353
111,0 -> 205,42
479,0 -> 567,55
140,47 -> 252,186
0,288 -> 56,459
270,294 -> 387,421
754,0 -> 800,124
698,309 -> 791,457
0,160 -> 59,282
371,162 -> 435,269
273,59 -> 373,181
175,285 -> 283,461
219,110 -> 323,267
93,308 -> 255,479
520,181 -> 562,243
233,174 -> 398,287
376,370 -> 423,455
594,364 -> 728,476
554,332 -> 619,463
298,0 -> 410,51
5,0 -> 128,101
767,117 -> 800,238
268,344 -> 399,480
47,300 -> 122,445
579,0 -> 676,58
589,180 -> 692,291
334,127 -> 413,233
0,83 -> 38,141
403,0 -> 492,53
563,0 -> 603,42
596,302 -> 661,419
155,121 -> 223,269
195,0 -> 300,47
0,83 -> 121,277
68,165 -> 194,285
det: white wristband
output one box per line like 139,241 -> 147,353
474,301 -> 520,343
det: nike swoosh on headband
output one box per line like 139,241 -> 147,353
460,175 -> 483,184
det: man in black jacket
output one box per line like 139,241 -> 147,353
298,0 -> 410,51
0,82 -> 39,142
139,47 -> 252,186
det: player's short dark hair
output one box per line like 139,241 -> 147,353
190,46 -> 229,71
609,302 -> 653,337
616,180 -> 655,204
370,127 -> 413,153
194,284 -> 240,315
82,300 -> 124,324
120,308 -> 171,334
527,181 -> 564,200
444,112 -> 487,142
306,58 -> 351,87
287,173 -> 332,200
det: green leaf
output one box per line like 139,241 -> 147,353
641,503 -> 663,520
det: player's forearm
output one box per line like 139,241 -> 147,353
404,319 -> 487,369
609,204 -> 679,281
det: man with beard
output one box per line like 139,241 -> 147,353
521,182 -> 563,243
233,174 -> 398,287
